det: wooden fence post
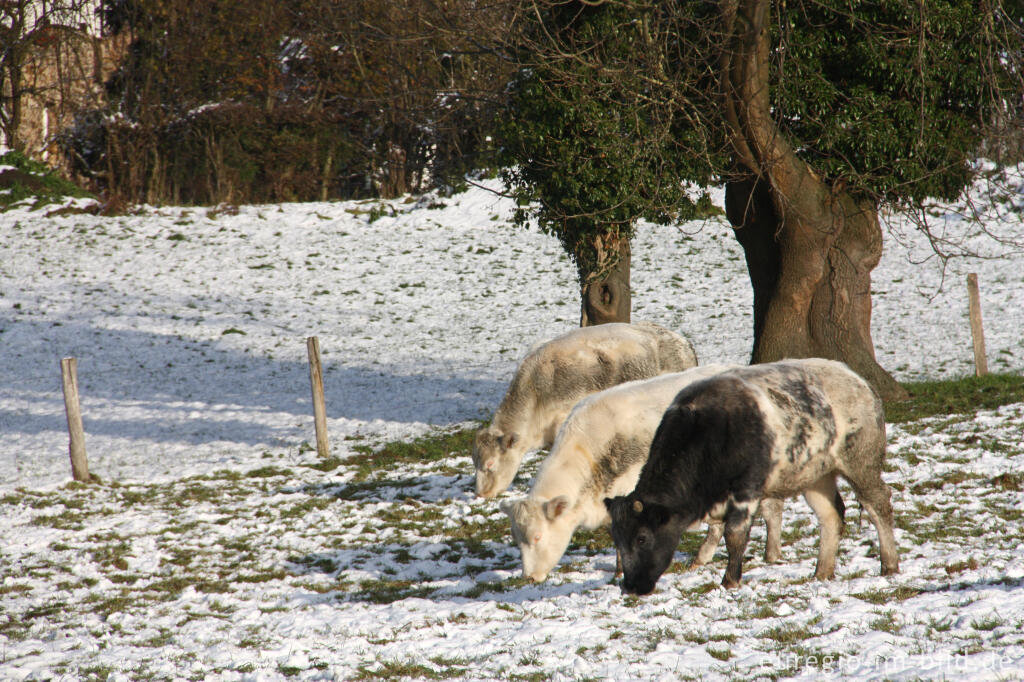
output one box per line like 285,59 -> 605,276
306,336 -> 329,457
967,273 -> 988,377
60,357 -> 91,482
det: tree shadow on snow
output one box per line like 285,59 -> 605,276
0,317 -> 505,450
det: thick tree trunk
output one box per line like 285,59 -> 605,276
726,178 -> 907,401
579,235 -> 631,326
720,0 -> 906,401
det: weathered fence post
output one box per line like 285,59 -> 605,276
60,357 -> 91,482
306,336 -> 329,457
967,273 -> 988,377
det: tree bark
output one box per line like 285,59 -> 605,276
720,0 -> 907,401
579,234 -> 631,326
725,174 -> 778,347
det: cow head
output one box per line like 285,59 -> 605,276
499,495 -> 574,582
604,493 -> 691,596
472,426 -> 523,498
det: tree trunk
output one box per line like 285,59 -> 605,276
8,65 -> 25,154
579,234 -> 631,326
725,174 -> 778,347
726,177 -> 906,401
720,0 -> 906,401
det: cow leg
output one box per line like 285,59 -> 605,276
846,474 -> 900,576
759,498 -> 784,564
615,548 -> 622,578
722,502 -> 755,589
803,475 -> 843,581
691,520 -> 724,568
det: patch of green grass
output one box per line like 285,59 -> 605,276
77,664 -> 118,681
851,585 -> 922,604
780,516 -> 812,543
509,672 -> 548,682
461,576 -> 531,598
869,611 -> 901,634
303,457 -> 345,472
910,470 -> 985,495
927,615 -> 954,634
344,425 -> 478,482
0,582 -> 33,596
354,658 -> 467,680
3,488 -> 68,508
137,630 -> 176,647
971,615 -> 1004,631
353,578 -> 436,604
443,516 -> 511,553
760,623 -> 816,645
707,646 -> 733,661
30,509 -> 92,530
571,526 -> 615,553
376,501 -> 446,530
748,603 -> 780,619
679,581 -> 721,600
144,576 -> 232,597
279,497 -> 333,519
234,569 -> 289,584
885,373 -> 1024,423
81,593 -> 135,619
90,536 -> 132,570
0,150 -> 94,211
289,553 -> 341,574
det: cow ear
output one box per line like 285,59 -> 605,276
543,496 -> 569,521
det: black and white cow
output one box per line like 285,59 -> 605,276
605,358 -> 900,594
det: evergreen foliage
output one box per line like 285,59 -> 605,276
497,3 -> 719,280
499,0 -> 1021,278
771,1 -> 1001,204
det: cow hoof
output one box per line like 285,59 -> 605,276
882,564 -> 900,576
721,577 -> 741,589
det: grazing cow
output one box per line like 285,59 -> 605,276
499,365 -> 784,582
473,321 -> 698,498
605,359 -> 900,595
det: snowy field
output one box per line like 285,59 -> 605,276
1,174 -> 1023,680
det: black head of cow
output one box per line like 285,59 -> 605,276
604,493 -> 694,596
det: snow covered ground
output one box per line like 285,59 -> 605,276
1,175 -> 1023,680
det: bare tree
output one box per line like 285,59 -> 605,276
1,0 -> 101,155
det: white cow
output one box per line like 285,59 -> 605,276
474,321 -> 698,499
